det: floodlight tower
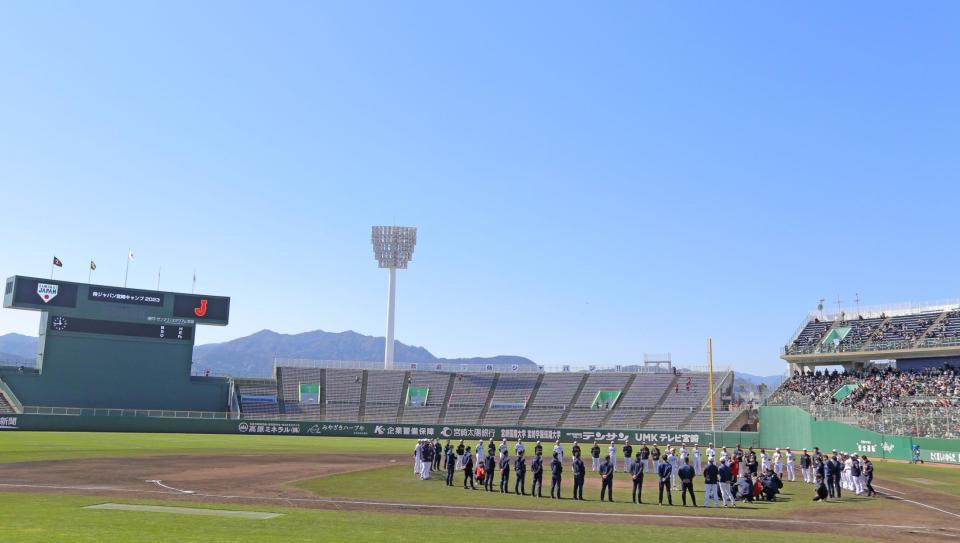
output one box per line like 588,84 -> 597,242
371,226 -> 417,370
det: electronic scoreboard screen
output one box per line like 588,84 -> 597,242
48,315 -> 194,341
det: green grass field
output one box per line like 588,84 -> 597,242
0,431 -> 956,542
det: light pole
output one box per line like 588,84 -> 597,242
371,226 -> 417,370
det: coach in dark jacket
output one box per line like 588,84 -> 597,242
679,458 -> 697,506
445,447 -> 456,486
531,453 -> 544,497
630,452 -> 644,503
599,455 -> 614,502
499,453 -> 511,493
484,452 -> 496,492
658,458 -> 673,505
514,455 -> 527,495
550,453 -> 563,499
572,454 -> 585,500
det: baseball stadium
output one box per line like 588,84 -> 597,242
1,257 -> 959,543
3,4 -> 960,543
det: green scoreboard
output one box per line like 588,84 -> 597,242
2,276 -> 232,411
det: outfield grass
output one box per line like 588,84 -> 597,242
0,492 -> 876,543
0,432 -> 414,463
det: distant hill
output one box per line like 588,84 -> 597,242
191,329 -> 538,378
192,329 -> 438,377
733,372 -> 785,400
0,333 -> 36,365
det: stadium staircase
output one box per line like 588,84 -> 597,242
679,369 -> 733,429
555,373 -> 589,427
436,373 -> 457,421
395,371 -> 412,420
517,373 -> 545,425
859,315 -> 891,350
275,370 -> 286,415
638,373 -> 679,426
0,377 -> 22,415
918,311 -> 950,342
357,370 -> 369,420
600,372 -> 636,427
318,369 -> 327,419
477,373 -> 500,422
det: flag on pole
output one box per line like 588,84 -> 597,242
128,250 -> 135,261
89,260 -> 97,271
52,256 -> 63,267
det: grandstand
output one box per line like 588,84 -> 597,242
264,360 -> 737,430
772,299 -> 960,440
784,301 -> 960,369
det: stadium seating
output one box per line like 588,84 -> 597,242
264,364 -> 734,430
324,369 -> 363,422
522,373 -> 584,427
400,372 -> 450,424
786,306 -> 960,355
362,370 -> 405,422
237,380 -> 280,418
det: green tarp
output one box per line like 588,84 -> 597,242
832,384 -> 859,401
592,390 -> 621,410
406,386 -> 429,407
299,383 -> 319,404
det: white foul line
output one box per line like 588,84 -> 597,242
873,484 -> 960,520
145,480 -> 195,495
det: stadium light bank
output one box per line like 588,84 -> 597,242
371,226 -> 417,370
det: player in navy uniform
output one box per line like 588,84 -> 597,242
590,442 -> 602,471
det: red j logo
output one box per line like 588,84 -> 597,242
193,299 -> 208,317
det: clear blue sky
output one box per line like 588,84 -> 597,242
1,2 -> 958,374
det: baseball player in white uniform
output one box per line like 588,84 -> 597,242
784,448 -> 796,481
668,448 -> 680,490
608,441 -> 617,471
553,440 -> 564,464
773,448 -> 784,478
760,449 -> 770,472
692,446 -> 702,475
414,439 -> 423,477
515,438 -> 525,458
705,443 -> 716,465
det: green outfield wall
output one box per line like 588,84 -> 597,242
0,413 -> 759,447
759,406 -> 960,464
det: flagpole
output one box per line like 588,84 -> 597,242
88,259 -> 93,284
192,269 -> 196,293
50,259 -> 54,280
124,249 -> 131,287
157,266 -> 161,290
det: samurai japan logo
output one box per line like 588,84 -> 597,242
36,283 -> 58,303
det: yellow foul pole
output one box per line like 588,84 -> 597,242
708,337 -> 715,432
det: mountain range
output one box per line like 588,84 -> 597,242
0,330 -> 537,378
0,331 -> 784,385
